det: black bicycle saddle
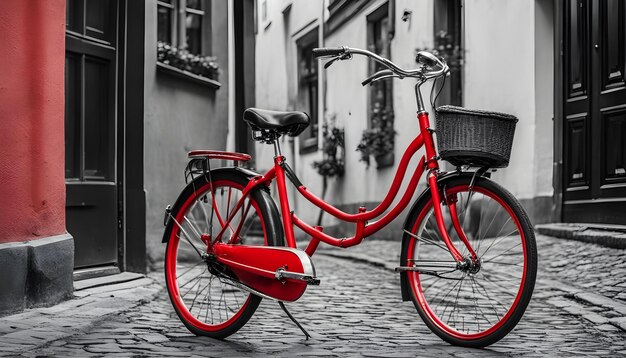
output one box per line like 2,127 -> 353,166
243,108 -> 310,137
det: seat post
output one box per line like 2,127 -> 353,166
272,138 -> 282,157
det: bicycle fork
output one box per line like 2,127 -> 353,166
396,170 -> 479,274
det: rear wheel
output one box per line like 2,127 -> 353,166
164,169 -> 283,338
403,175 -> 537,347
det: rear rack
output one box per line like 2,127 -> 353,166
185,150 -> 251,184
188,150 -> 251,162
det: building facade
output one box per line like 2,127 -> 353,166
248,0 -> 625,240
0,0 -> 73,315
0,0 -> 254,315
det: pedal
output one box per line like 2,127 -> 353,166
275,268 -> 321,285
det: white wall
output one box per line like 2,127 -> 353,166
252,0 -> 555,232
464,0 -> 553,201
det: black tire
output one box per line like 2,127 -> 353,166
402,175 -> 537,347
164,168 -> 284,338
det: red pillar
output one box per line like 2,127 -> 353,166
0,0 -> 66,243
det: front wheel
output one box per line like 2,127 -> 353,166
403,175 -> 537,347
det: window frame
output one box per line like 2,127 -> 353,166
367,3 -> 393,128
296,28 -> 320,153
157,0 -> 210,55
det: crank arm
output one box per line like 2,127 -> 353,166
275,268 -> 321,285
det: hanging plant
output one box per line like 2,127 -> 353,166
311,113 -> 345,225
356,102 -> 395,167
312,114 -> 345,178
157,41 -> 219,81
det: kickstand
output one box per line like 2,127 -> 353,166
278,301 -> 311,340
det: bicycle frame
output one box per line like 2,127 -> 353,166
212,110 -> 476,264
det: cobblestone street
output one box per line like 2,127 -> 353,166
2,234 -> 626,357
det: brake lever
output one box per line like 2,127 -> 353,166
324,53 -> 352,69
366,74 -> 402,86
324,57 -> 340,69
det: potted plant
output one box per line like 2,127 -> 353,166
312,113 -> 345,225
157,41 -> 220,81
356,103 -> 395,168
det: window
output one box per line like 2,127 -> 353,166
433,0 -> 463,106
157,0 -> 209,55
297,28 -> 319,153
157,0 -> 174,44
367,4 -> 393,124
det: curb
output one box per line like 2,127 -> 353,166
0,274 -> 162,356
536,223 -> 626,250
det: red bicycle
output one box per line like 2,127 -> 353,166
162,47 -> 537,348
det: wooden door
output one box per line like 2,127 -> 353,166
562,0 -> 626,224
65,0 -> 120,268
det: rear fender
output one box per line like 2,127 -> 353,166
161,167 -> 263,244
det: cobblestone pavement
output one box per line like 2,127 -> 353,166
2,234 -> 626,357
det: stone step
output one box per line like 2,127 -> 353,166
536,223 -> 626,249
74,272 -> 145,291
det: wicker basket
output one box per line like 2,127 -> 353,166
435,105 -> 518,168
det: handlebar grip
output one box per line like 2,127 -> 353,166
312,47 -> 345,58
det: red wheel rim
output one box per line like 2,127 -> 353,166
407,184 -> 528,341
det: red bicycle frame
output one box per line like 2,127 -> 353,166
211,111 -> 477,264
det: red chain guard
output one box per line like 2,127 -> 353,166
212,243 -> 315,302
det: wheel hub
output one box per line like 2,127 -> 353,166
457,256 -> 481,274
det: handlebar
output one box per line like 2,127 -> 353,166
312,47 -> 346,58
313,46 -> 449,86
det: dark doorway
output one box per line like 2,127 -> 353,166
233,0 -> 256,160
65,0 -> 120,268
559,0 -> 626,224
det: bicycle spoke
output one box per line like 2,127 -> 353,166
189,280 -> 211,315
432,277 -> 464,310
484,260 -> 522,267
469,275 -> 481,332
421,275 -> 444,295
469,277 -> 493,325
472,277 -> 508,318
203,282 -> 211,323
446,277 -> 464,327
180,271 -> 205,298
219,279 -> 228,320
404,230 -> 450,252
477,199 -> 499,252
482,241 -> 522,263
177,261 -> 204,280
479,215 -> 513,256
208,275 -> 215,324
479,272 -> 518,297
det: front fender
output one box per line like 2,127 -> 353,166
161,167 -> 262,244
399,170 -> 486,301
